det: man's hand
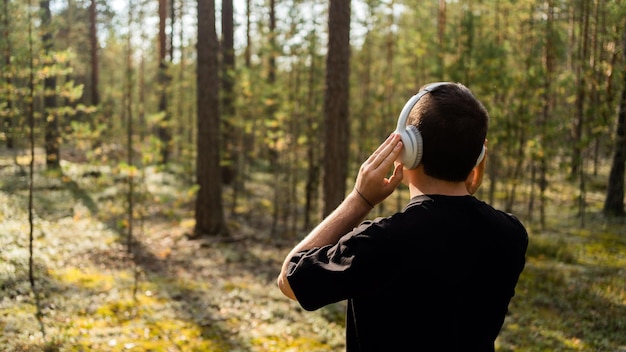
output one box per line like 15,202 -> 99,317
353,134 -> 404,207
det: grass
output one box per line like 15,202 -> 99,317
0,152 -> 625,351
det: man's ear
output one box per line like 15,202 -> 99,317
465,145 -> 487,195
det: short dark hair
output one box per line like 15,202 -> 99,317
408,83 -> 489,182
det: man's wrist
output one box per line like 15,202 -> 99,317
347,190 -> 375,215
354,188 -> 374,208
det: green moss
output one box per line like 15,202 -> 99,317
526,235 -> 578,263
71,303 -> 233,351
50,267 -> 126,291
251,335 -> 332,352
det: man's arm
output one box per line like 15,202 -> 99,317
277,134 -> 404,300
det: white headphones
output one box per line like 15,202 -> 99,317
394,82 -> 486,169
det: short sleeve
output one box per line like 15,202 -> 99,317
287,218 -> 400,311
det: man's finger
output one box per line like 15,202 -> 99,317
371,134 -> 402,169
386,162 -> 404,188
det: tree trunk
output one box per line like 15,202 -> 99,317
571,0 -> 591,177
437,0 -> 446,77
603,28 -> 626,217
221,0 -> 235,185
267,0 -> 282,233
505,1 -> 534,214
27,0 -> 37,292
2,0 -> 13,149
244,0 -> 251,67
41,0 -> 59,169
124,0 -> 135,253
383,1 -> 395,215
322,0 -> 351,217
231,0 -> 251,215
286,66 -> 300,234
536,0 -> 556,229
355,2 -> 373,166
89,0 -> 99,107
194,0 -> 228,237
304,15 -> 321,230
169,0 -> 175,61
158,0 -> 171,164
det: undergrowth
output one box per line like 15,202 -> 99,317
0,154 -> 625,351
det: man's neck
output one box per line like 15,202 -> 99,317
407,171 -> 470,198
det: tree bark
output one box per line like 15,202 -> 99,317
437,0 -> 446,77
571,0 -> 591,177
41,0 -> 59,169
221,0 -> 235,185
603,28 -> 626,217
304,18 -> 321,230
244,0 -> 251,67
89,0 -> 99,106
158,0 -> 172,164
124,0 -> 135,253
322,0 -> 351,216
2,0 -> 13,148
194,0 -> 228,237
538,0 -> 556,229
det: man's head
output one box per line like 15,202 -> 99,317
407,82 -> 488,182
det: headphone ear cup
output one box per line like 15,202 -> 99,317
401,125 -> 423,169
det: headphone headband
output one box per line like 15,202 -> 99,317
394,81 -> 485,169
394,82 -> 452,134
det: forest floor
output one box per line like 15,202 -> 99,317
1,148 -> 626,352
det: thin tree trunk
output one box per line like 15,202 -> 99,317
538,0 -> 556,230
437,0 -> 446,77
3,0 -> 13,148
286,66 -> 300,233
125,0 -> 135,253
506,1 -> 535,214
27,0 -> 46,338
384,1 -> 395,215
356,2 -> 373,166
571,0 -> 590,177
169,0 -> 175,61
244,0 -> 251,67
603,27 -> 626,217
139,56 -> 146,143
221,0 -> 235,186
590,0 -> 601,175
304,16 -> 321,230
41,0 -> 59,169
27,0 -> 37,296
267,0 -> 281,233
89,0 -> 99,106
168,0 -> 175,160
176,0 -> 194,185
158,0 -> 171,164
575,0 -> 592,225
231,0 -> 249,215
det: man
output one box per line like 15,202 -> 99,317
277,82 -> 528,351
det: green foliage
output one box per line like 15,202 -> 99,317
499,227 -> 626,351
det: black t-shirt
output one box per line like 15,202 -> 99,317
286,195 -> 528,352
